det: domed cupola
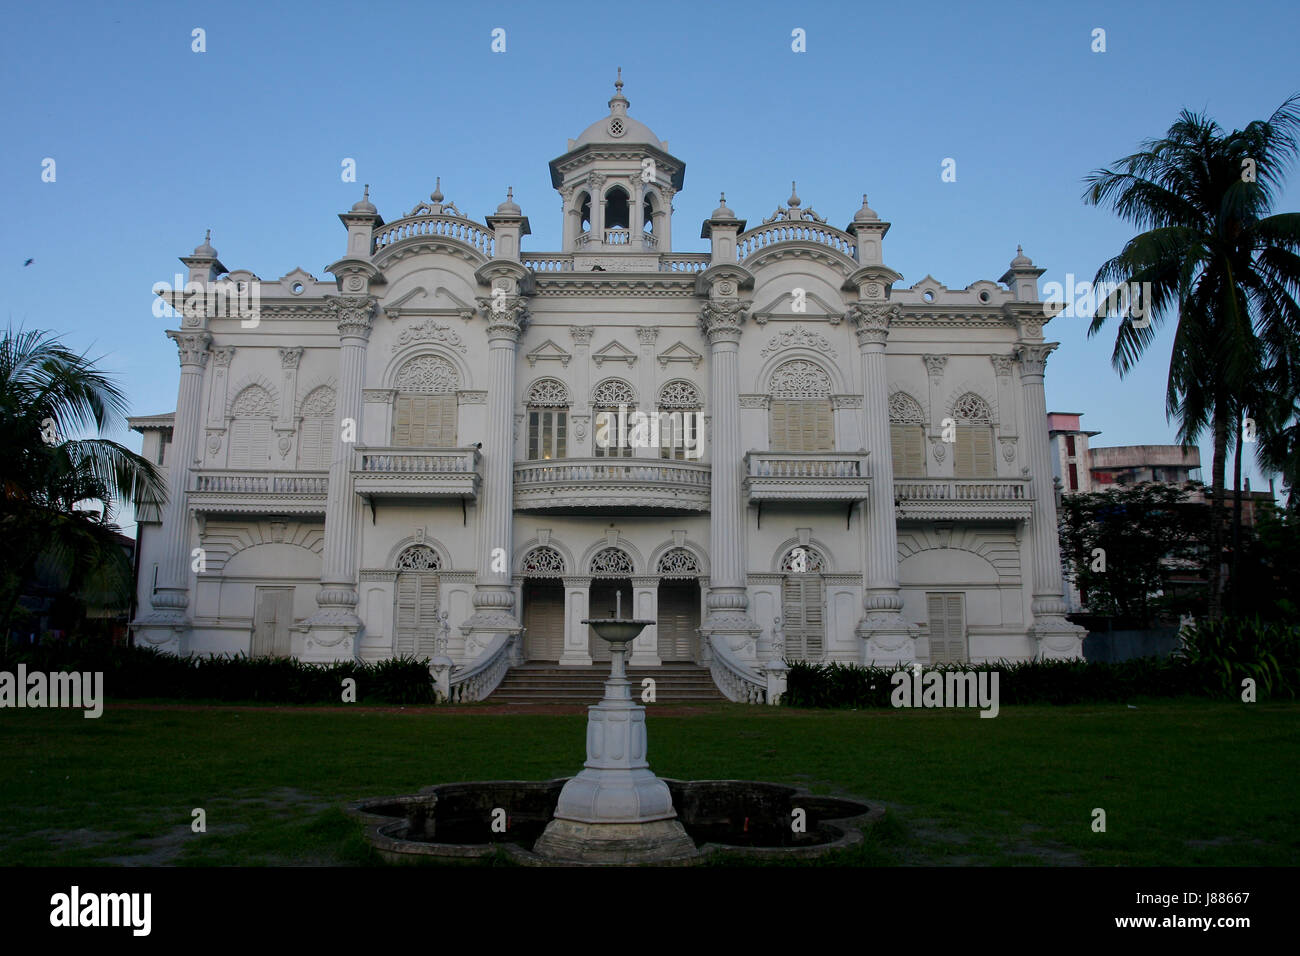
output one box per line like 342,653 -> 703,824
549,69 -> 686,254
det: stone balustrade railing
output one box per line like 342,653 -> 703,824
358,448 -> 480,474
746,452 -> 867,479
893,478 -> 1030,501
372,215 -> 495,257
192,471 -> 329,495
658,255 -> 710,273
514,459 -> 711,487
448,634 -> 515,702
522,254 -> 574,272
736,222 -> 857,262
706,636 -> 767,704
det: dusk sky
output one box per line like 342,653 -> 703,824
4,0 -> 1298,534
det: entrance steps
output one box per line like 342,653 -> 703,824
487,662 -> 725,705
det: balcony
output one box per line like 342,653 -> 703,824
514,458 -> 711,513
190,470 -> 328,516
743,452 -> 872,503
352,448 -> 481,500
893,478 -> 1033,521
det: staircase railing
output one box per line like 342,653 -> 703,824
704,635 -> 767,704
447,634 -> 514,703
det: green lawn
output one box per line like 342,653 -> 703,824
0,699 -> 1296,866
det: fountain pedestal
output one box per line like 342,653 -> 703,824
533,618 -> 698,864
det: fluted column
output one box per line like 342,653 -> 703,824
132,330 -> 211,652
849,304 -> 917,665
301,295 -> 374,661
1015,342 -> 1085,659
698,300 -> 760,654
462,294 -> 528,645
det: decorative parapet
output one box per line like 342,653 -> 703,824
743,451 -> 871,503
190,469 -> 328,515
353,448 -> 481,499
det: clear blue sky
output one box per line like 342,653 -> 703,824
4,0 -> 1298,534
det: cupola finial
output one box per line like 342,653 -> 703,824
788,181 -> 801,208
615,66 -> 623,92
431,176 -> 444,203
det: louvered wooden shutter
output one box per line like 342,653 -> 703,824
230,420 -> 270,468
770,401 -> 789,450
972,427 -> 994,477
782,575 -> 825,660
927,593 -> 966,663
396,573 -> 439,659
891,424 -> 926,476
229,421 -> 252,467
812,401 -> 833,451
393,397 -> 412,447
430,395 -> 457,446
770,400 -> 833,452
299,418 -> 329,469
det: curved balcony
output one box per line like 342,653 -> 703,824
371,215 -> 495,258
893,478 -> 1032,521
190,470 -> 328,516
743,452 -> 871,503
353,448 -> 481,500
514,458 -> 711,514
736,222 -> 857,264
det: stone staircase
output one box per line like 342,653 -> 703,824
487,662 -> 726,705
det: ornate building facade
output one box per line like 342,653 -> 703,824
129,76 -> 1084,701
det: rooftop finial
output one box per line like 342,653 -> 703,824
431,176 -> 444,203
615,66 -> 623,92
507,186 -> 514,200
788,181 -> 801,207
720,192 -> 726,204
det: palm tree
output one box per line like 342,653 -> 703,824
0,327 -> 166,649
1082,94 -> 1300,620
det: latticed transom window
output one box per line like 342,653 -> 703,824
393,355 -> 459,448
768,360 -> 833,452
656,548 -> 701,578
951,392 -> 995,479
298,386 -> 336,470
521,546 -> 566,577
527,379 -> 569,460
889,392 -> 926,477
589,547 -> 634,578
592,378 -> 636,458
780,546 -> 825,660
658,380 -> 702,461
229,385 -> 275,468
395,545 -> 441,571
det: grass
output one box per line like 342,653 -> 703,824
0,698 -> 1296,866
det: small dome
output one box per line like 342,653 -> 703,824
854,194 -> 879,223
193,229 -> 217,258
712,193 -> 736,219
350,184 -> 377,214
573,69 -> 664,148
1010,244 -> 1033,268
496,186 -> 521,215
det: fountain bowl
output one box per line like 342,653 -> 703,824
581,618 -> 656,644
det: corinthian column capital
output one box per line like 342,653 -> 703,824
1014,342 -> 1057,378
847,302 -> 898,346
476,294 -> 530,342
698,299 -> 749,344
167,330 -> 213,368
325,295 -> 377,342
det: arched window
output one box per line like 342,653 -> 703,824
656,547 -> 701,578
297,386 -> 336,470
394,545 -> 441,660
521,546 -> 566,577
889,392 -> 926,477
768,360 -> 833,452
527,379 -> 569,460
657,380 -> 702,460
592,378 -> 636,458
228,385 -> 275,468
589,547 -> 635,578
642,193 -> 656,235
604,186 -> 630,231
392,355 -> 459,448
780,545 -> 825,660
578,192 -> 592,233
951,392 -> 995,478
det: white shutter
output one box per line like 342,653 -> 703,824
892,424 -> 924,476
927,593 -> 966,663
229,421 -> 253,468
782,575 -> 825,660
396,573 -> 439,659
298,418 -> 329,469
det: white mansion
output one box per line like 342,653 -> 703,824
130,76 -> 1084,701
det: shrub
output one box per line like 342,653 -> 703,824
1174,617 -> 1300,699
7,642 -> 438,704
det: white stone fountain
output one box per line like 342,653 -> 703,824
532,590 -> 699,863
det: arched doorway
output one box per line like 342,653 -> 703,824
520,546 -> 566,661
394,545 -> 441,660
780,545 -> 826,661
656,548 -> 702,662
588,547 -> 635,662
